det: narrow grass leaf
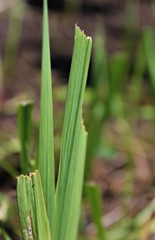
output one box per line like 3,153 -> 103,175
0,228 -> 12,240
53,26 -> 92,240
31,171 -> 51,239
124,0 -> 139,54
0,54 -> 5,111
39,0 -> 55,229
109,52 -> 129,117
17,102 -> 33,174
0,54 -> 4,97
60,125 -> 87,240
17,170 -> 51,240
4,4 -> 24,77
91,28 -> 108,93
143,27 -> 155,96
17,175 -> 35,239
86,29 -> 108,179
86,182 -> 106,240
109,52 -> 129,96
130,37 -> 146,102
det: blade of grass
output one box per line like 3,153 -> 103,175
61,124 -> 87,239
53,26 -> 92,240
39,0 -> 55,230
143,27 -> 155,97
17,102 -> 33,174
54,122 -> 87,240
4,3 -> 24,77
109,52 -> 129,117
31,171 -> 51,239
85,28 -> 108,179
0,54 -> 4,104
85,182 -> 106,240
109,52 -> 129,98
124,0 -> 139,54
17,174 -> 36,239
129,36 -> 146,103
91,28 -> 108,94
65,0 -> 80,12
0,228 -> 12,240
17,170 -> 51,240
0,137 -> 19,176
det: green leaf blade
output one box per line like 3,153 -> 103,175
31,171 -> 52,240
17,171 -> 51,240
57,26 -> 92,184
143,27 -> 155,95
53,26 -> 92,240
62,124 -> 87,240
38,0 -> 55,231
17,101 -> 33,174
86,182 -> 106,240
17,175 -> 35,240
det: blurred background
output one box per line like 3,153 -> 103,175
1,0 -> 155,239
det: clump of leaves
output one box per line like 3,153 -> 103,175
17,0 -> 92,239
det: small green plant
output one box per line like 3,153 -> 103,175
2,1 -> 155,239
17,0 -> 92,239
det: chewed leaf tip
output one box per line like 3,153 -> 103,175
17,174 -> 28,179
17,170 -> 40,180
75,24 -> 92,41
81,118 -> 88,135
